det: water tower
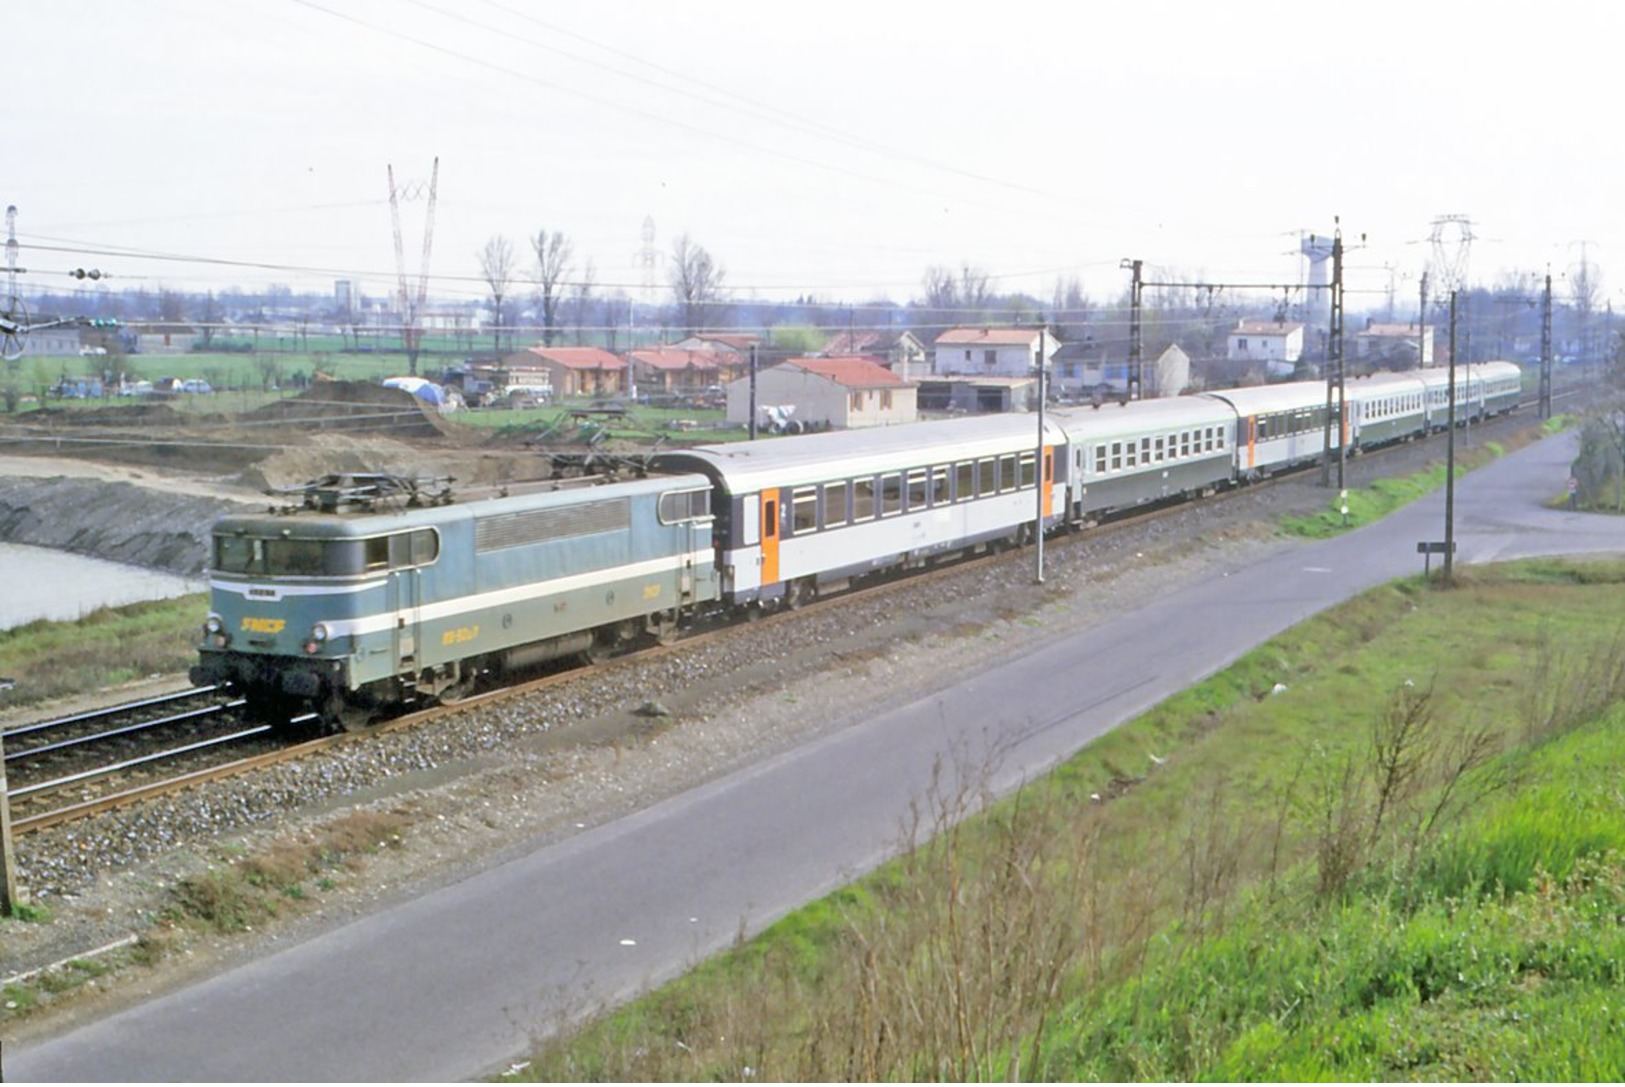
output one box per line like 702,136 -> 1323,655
1300,232 -> 1336,360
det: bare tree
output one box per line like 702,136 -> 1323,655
570,259 -> 597,346
670,233 -> 727,337
957,263 -> 991,313
531,229 -> 574,347
1570,253 -> 1604,369
477,236 -> 516,357
922,265 -> 959,310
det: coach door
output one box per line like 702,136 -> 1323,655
759,488 -> 781,588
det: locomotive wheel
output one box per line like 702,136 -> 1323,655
580,620 -> 637,665
649,608 -> 682,647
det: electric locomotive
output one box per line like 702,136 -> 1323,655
192,472 -> 717,727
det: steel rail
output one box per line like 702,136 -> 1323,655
5,699 -> 245,762
8,724 -> 275,800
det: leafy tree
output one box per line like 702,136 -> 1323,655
770,325 -> 827,354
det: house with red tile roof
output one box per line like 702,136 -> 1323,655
670,332 -> 763,357
500,346 -> 627,397
628,348 -> 746,395
725,356 -> 916,429
932,327 -> 1056,378
822,328 -> 928,379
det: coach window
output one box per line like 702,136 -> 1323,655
822,481 -> 848,528
852,477 -> 877,522
1094,445 -> 1107,474
1110,441 -> 1122,471
977,458 -> 997,497
931,465 -> 950,505
791,486 -> 819,534
955,461 -> 974,501
999,454 -> 1017,492
907,469 -> 928,511
880,473 -> 903,516
1019,451 -> 1036,489
1154,436 -> 1165,462
1216,426 -> 1226,449
1140,437 -> 1152,465
1181,431 -> 1191,457
1124,441 -> 1136,469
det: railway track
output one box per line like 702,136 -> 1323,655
0,398 -> 1567,837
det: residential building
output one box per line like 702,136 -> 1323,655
1227,319 -> 1304,376
628,348 -> 742,395
1354,322 -> 1434,368
932,327 -> 1056,378
725,356 -> 916,429
822,329 -> 928,380
500,345 -> 627,398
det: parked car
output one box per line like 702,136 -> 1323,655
117,380 -> 154,397
180,379 -> 213,394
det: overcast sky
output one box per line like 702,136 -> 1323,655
7,0 -> 1621,320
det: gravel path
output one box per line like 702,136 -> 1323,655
0,415 -> 1546,1044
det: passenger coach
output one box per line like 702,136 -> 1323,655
651,414 -> 1065,608
1049,396 -> 1236,521
1201,383 -> 1344,478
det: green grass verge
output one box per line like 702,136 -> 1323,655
509,559 -> 1625,1081
0,595 -> 204,709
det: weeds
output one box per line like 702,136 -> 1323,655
165,809 -> 408,934
516,561 -> 1625,1082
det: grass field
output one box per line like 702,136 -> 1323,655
512,559 -> 1625,1081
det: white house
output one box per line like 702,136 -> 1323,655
932,328 -> 1056,378
725,356 -> 915,429
1227,319 -> 1304,374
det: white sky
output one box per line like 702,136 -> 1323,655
6,0 -> 1622,318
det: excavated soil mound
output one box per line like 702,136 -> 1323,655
242,381 -> 457,440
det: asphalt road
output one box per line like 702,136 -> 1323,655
10,428 -> 1620,1083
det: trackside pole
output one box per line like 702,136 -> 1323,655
0,726 -> 23,915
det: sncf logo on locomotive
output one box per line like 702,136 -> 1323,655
241,617 -> 287,634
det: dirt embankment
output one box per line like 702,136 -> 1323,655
0,475 -> 239,576
0,383 -> 555,575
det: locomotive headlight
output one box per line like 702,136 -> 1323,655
311,623 -> 330,643
204,614 -> 224,635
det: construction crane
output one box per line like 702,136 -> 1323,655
388,157 -> 439,376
